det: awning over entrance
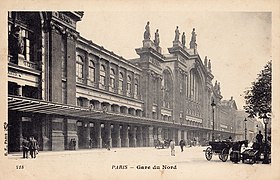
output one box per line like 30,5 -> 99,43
8,95 -> 219,132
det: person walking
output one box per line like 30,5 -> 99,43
170,140 -> 175,156
22,137 -> 29,159
179,139 -> 186,152
29,136 -> 38,158
256,131 -> 263,144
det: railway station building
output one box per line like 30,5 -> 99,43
8,11 -> 239,152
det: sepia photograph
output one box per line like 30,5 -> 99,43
0,0 -> 279,179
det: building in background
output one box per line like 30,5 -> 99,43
8,11 -> 242,152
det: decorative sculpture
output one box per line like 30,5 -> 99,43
154,29 -> 160,46
174,26 -> 180,41
182,32 -> 186,46
204,56 -> 208,67
208,59 -> 212,71
144,21 -> 151,40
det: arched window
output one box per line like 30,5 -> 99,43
127,75 -> 132,96
76,55 -> 83,79
134,78 -> 139,97
110,68 -> 115,91
119,72 -> 124,93
100,64 -> 106,88
89,60 -> 95,82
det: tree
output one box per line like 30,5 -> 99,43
244,60 -> 272,118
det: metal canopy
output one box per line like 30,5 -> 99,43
7,95 -> 221,131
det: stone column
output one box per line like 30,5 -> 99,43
123,125 -> 129,147
137,126 -> 143,147
115,105 -> 120,113
131,126 -> 137,147
105,122 -> 112,148
106,103 -> 111,112
51,117 -> 65,151
85,121 -> 91,148
183,130 -> 187,141
64,119 -> 78,150
95,101 -> 102,111
148,126 -> 154,147
158,127 -> 162,140
95,121 -> 102,148
115,124 -> 121,147
178,129 -> 182,144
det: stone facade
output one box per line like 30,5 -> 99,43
8,11 -> 246,152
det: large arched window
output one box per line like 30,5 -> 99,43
110,68 -> 115,92
76,55 -> 84,79
134,78 -> 139,97
127,75 -> 132,96
119,72 -> 124,94
89,60 -> 95,82
99,64 -> 106,89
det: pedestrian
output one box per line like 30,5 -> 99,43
72,138 -> 76,150
179,139 -> 186,152
29,136 -> 38,158
89,138 -> 92,149
256,131 -> 263,144
22,137 -> 29,159
170,140 -> 175,156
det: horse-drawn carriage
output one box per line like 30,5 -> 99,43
154,139 -> 171,149
204,141 -> 233,162
204,139 -> 271,164
241,141 -> 271,164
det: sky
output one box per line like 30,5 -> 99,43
76,10 -> 271,110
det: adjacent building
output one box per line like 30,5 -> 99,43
8,11 -> 248,152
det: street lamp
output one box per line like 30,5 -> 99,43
211,99 -> 216,142
244,118 -> 247,141
263,114 -> 270,164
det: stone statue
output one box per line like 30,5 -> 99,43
182,32 -> 186,46
190,28 -> 197,49
191,28 -> 196,42
144,21 -> 151,40
154,29 -> 160,46
208,59 -> 211,71
217,82 -> 221,94
214,80 -> 218,90
174,26 -> 180,41
204,56 -> 208,67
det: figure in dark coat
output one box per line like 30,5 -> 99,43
22,137 -> 29,159
29,136 -> 38,158
179,139 -> 186,152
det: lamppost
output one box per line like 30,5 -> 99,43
211,99 -> 216,142
244,118 -> 247,141
262,113 -> 270,164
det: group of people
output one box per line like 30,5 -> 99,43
170,139 -> 187,156
22,136 -> 38,159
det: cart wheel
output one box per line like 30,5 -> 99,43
219,148 -> 229,162
205,147 -> 212,161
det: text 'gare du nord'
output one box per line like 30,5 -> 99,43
7,11 -> 257,152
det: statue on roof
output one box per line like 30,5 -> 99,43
174,26 -> 180,42
208,59 -> 211,71
189,28 -> 197,49
182,32 -> 186,47
154,29 -> 160,46
144,21 -> 151,40
204,56 -> 208,67
217,82 -> 221,94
